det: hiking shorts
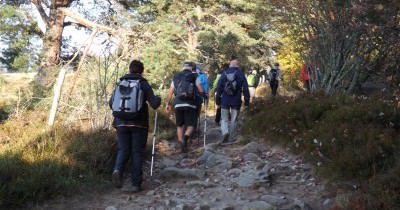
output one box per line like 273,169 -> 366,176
175,106 -> 196,127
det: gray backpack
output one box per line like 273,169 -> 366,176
223,71 -> 238,96
111,79 -> 144,120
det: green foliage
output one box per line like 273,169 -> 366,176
140,39 -> 186,85
242,93 -> 400,209
129,0 -> 277,83
0,4 -> 40,72
0,103 -> 12,123
279,0 -> 400,93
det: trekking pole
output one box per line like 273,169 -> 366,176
150,111 -> 158,176
203,100 -> 207,148
213,93 -> 216,115
197,112 -> 200,145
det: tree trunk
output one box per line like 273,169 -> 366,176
35,7 -> 66,89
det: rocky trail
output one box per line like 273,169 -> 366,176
32,114 -> 339,210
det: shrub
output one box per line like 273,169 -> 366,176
0,153 -> 80,208
241,93 -> 400,210
0,112 -> 116,208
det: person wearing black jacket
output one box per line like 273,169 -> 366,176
109,59 -> 161,193
268,63 -> 283,97
213,63 -> 229,126
165,62 -> 206,153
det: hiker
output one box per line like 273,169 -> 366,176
268,63 -> 283,97
246,70 -> 258,103
109,59 -> 161,193
197,68 -> 209,104
216,56 -> 250,143
301,63 -> 311,92
165,62 -> 207,153
192,64 -> 209,140
213,63 -> 229,126
258,68 -> 268,85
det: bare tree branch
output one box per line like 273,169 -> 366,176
31,0 -> 49,26
63,21 -> 86,28
59,7 -> 117,34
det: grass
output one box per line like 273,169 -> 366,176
0,62 -> 185,209
0,110 -> 116,208
0,98 -> 176,209
241,92 -> 400,210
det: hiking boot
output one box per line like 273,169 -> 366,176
181,140 -> 188,153
112,170 -> 122,189
121,185 -> 141,193
181,135 -> 189,153
222,133 -> 230,143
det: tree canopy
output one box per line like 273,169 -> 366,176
0,3 -> 42,72
0,0 -> 398,94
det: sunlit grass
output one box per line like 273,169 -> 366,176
0,107 -> 116,208
0,99 -> 176,209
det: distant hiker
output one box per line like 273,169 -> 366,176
268,63 -> 283,97
165,61 -> 207,153
216,56 -> 250,143
109,59 -> 161,193
197,67 -> 209,101
213,63 -> 229,126
246,70 -> 258,102
258,68 -> 269,85
190,64 -> 200,140
212,63 -> 229,93
301,63 -> 311,92
192,64 -> 209,140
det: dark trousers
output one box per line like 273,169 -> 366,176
304,80 -> 310,92
270,81 -> 279,96
114,126 -> 148,187
193,103 -> 202,136
215,106 -> 221,125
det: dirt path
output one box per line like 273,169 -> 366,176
29,114 -> 338,210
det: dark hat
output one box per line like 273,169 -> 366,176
230,55 -> 238,61
182,62 -> 194,70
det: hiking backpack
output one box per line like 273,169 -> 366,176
223,71 -> 238,96
111,79 -> 144,120
247,74 -> 256,87
270,69 -> 278,82
174,71 -> 197,100
198,73 -> 209,93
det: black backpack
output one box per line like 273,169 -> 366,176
174,71 -> 197,101
111,79 -> 144,120
270,69 -> 278,82
223,71 -> 238,96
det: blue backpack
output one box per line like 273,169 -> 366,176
198,73 -> 209,94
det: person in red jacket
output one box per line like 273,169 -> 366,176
301,63 -> 311,92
